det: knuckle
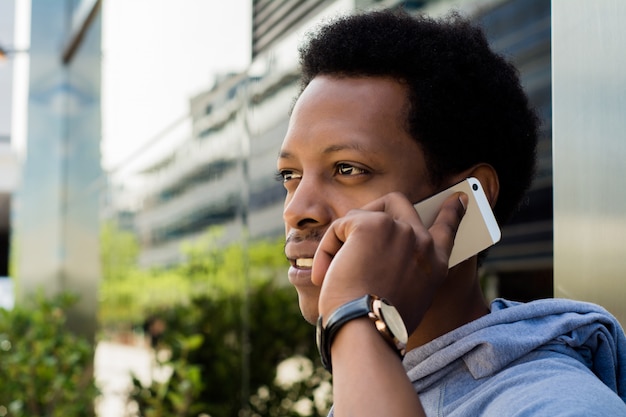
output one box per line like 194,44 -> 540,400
417,230 -> 434,248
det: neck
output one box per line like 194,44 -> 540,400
406,257 -> 489,351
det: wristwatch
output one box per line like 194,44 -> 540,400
316,294 -> 408,372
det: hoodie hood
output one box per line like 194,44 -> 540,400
403,298 -> 626,401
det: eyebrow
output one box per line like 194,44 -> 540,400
278,142 -> 369,160
322,143 -> 368,154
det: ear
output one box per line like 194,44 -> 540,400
451,164 -> 499,208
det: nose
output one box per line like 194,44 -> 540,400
283,176 -> 332,230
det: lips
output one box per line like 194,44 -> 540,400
285,231 -> 321,286
285,240 -> 318,270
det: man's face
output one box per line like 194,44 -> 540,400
278,75 -> 435,323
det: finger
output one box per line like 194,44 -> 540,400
362,192 -> 440,265
311,222 -> 343,286
360,192 -> 423,225
429,192 -> 468,261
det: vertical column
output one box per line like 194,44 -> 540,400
552,1 -> 626,325
0,0 -> 18,282
15,0 -> 67,301
15,0 -> 101,338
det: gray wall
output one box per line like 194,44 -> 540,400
552,1 -> 626,325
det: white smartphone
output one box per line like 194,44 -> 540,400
414,177 -> 501,268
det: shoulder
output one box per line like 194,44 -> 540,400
471,350 -> 626,416
491,297 -> 618,318
422,348 -> 626,416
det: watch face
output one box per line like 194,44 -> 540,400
379,301 -> 408,344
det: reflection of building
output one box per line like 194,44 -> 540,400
132,0 -> 553,300
134,1 -> 354,268
135,69 -> 305,268
136,74 -> 254,267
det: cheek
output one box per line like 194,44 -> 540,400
387,164 -> 433,200
346,181 -> 407,207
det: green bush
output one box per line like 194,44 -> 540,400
99,225 -> 332,416
98,226 -> 288,332
128,281 -> 332,417
0,292 -> 98,416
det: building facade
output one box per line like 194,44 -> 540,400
134,0 -> 357,267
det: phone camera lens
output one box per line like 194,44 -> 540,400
472,183 -> 479,191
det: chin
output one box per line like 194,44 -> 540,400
291,285 -> 320,325
296,294 -> 320,325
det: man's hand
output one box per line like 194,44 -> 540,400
311,191 -> 468,334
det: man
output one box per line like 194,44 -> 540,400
277,9 -> 626,416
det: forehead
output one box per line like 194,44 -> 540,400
292,75 -> 408,125
281,75 -> 413,156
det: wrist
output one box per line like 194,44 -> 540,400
316,294 -> 408,372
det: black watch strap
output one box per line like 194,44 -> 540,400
316,294 -> 408,373
316,295 -> 371,372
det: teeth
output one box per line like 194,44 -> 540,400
295,258 -> 313,268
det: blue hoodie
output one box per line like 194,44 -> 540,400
403,298 -> 626,416
327,298 -> 626,416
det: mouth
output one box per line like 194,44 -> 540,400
286,255 -> 316,288
284,231 -> 321,281
284,228 -> 323,266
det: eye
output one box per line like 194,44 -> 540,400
275,169 -> 302,183
336,163 -> 368,176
